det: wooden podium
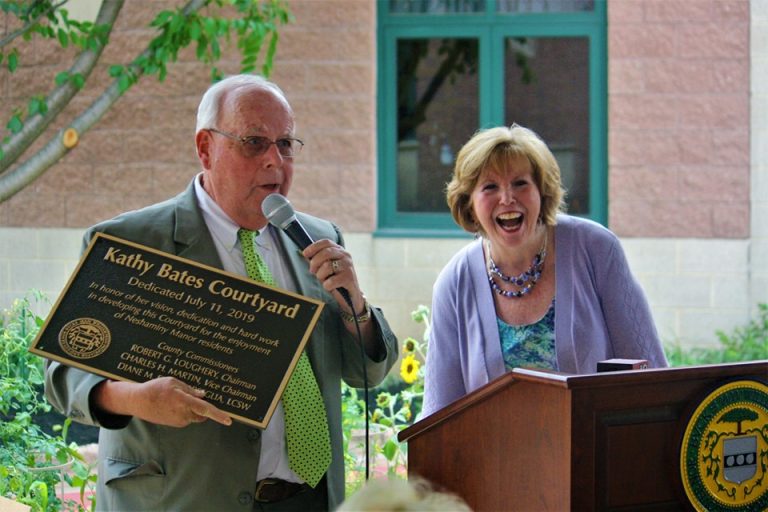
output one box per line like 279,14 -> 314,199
398,361 -> 768,511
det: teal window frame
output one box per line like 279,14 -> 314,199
376,0 -> 607,237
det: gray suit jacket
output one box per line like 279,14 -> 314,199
45,181 -> 398,511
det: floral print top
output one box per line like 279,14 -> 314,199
497,301 -> 557,371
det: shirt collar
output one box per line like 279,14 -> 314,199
194,173 -> 274,252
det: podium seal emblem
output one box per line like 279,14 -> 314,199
58,317 -> 111,359
680,379 -> 768,511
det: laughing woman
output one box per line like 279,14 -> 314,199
420,124 -> 668,418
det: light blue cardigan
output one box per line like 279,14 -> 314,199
421,214 -> 668,418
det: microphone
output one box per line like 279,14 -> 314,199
262,193 -> 314,251
262,193 -> 352,306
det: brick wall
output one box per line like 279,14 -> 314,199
608,0 -> 750,238
0,0 -> 762,347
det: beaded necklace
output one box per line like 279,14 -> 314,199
486,232 -> 547,299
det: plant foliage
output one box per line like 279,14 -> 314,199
665,304 -> 768,366
0,292 -> 96,511
343,305 -> 430,493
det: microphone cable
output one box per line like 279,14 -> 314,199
339,292 -> 371,482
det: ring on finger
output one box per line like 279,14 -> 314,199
331,259 -> 341,274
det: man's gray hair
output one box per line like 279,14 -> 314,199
195,74 -> 290,132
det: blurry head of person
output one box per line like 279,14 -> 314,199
336,477 -> 471,512
194,74 -> 302,231
446,123 -> 565,238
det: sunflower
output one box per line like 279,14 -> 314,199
376,392 -> 391,408
400,354 -> 420,384
403,337 -> 417,353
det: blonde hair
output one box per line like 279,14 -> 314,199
446,124 -> 565,235
337,477 -> 471,512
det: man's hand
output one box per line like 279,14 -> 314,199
93,376 -> 232,427
303,239 -> 366,314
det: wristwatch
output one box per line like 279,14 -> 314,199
340,301 -> 371,323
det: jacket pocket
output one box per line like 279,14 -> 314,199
102,458 -> 165,510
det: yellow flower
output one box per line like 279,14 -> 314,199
400,354 -> 420,384
403,337 -> 417,353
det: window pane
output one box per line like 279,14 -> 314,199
397,38 -> 480,213
497,0 -> 593,12
389,0 -> 485,14
504,37 -> 590,214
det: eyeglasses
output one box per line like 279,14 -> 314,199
207,128 -> 304,158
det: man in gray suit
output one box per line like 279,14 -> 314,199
45,74 -> 398,511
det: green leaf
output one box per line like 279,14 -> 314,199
190,21 -> 201,41
203,18 -> 217,38
382,439 -> 399,461
155,46 -> 167,63
7,51 -> 18,72
170,13 -> 184,33
150,10 -> 173,28
55,71 -> 70,85
71,73 -> 85,89
57,27 -> 69,47
28,98 -> 41,116
196,38 -> 209,60
118,75 -> 132,93
108,64 -> 124,77
7,115 -> 22,134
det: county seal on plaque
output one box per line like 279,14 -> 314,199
59,318 -> 112,359
680,379 -> 768,511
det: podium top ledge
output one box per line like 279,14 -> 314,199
399,360 -> 768,443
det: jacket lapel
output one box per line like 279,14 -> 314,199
171,181 -> 224,269
268,224 -> 325,300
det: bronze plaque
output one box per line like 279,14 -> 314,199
30,233 -> 324,428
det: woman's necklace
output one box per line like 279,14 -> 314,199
486,232 -> 547,299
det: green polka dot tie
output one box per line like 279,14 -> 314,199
238,228 -> 331,488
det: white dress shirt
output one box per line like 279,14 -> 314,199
194,174 -> 303,484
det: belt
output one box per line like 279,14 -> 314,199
254,478 -> 310,503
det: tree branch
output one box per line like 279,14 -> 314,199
0,0 -> 213,202
0,0 -> 123,175
0,0 -> 70,49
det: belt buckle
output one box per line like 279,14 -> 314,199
254,478 -> 281,503
254,478 -> 305,503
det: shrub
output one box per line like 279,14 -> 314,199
0,292 -> 96,512
665,304 -> 768,366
